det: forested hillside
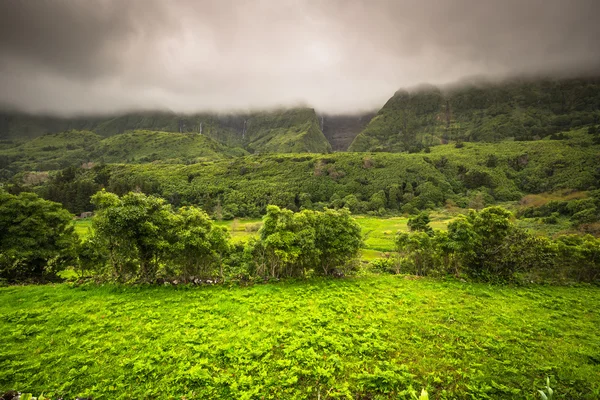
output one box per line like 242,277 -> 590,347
0,130 -> 246,176
349,77 -> 600,152
10,128 -> 598,224
2,76 -> 600,224
242,109 -> 331,153
0,108 -> 332,154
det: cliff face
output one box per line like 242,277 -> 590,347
0,109 -> 333,154
349,77 -> 600,152
319,113 -> 376,151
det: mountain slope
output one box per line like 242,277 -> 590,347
93,130 -> 247,163
0,130 -> 247,175
25,127 -> 599,216
0,109 -> 332,154
349,77 -> 600,152
243,108 -> 331,153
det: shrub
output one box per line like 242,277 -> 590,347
248,205 -> 363,278
0,191 -> 77,282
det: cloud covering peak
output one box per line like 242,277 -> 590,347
1,0 -> 599,115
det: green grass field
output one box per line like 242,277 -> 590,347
1,276 -> 599,399
73,218 -> 93,238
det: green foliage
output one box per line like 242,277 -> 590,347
0,191 -> 77,282
170,206 -> 230,281
244,108 -> 332,154
407,212 -> 433,233
395,231 -> 438,276
389,206 -> 600,283
0,130 -> 247,176
518,190 -> 600,230
538,377 -> 554,400
91,190 -> 179,282
349,77 -> 600,152
75,192 -> 363,282
18,130 -> 596,220
247,205 -> 362,278
90,191 -> 231,283
2,277 -> 599,398
0,108 -> 331,157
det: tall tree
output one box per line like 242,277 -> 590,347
0,191 -> 77,282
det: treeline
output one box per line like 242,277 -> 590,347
372,208 -> 600,283
0,190 -> 362,284
2,189 -> 599,285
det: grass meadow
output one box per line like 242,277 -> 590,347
1,276 -> 599,399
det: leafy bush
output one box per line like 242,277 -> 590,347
246,205 -> 363,278
89,190 -> 231,283
0,191 -> 77,282
407,212 -> 432,233
391,206 -> 600,283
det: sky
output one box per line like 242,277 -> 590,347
1,0 -> 599,115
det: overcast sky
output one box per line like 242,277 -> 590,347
1,0 -> 599,115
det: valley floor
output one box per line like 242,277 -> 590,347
1,276 -> 599,399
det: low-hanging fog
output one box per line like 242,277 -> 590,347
1,0 -> 599,116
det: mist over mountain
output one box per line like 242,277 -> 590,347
1,0 -> 599,115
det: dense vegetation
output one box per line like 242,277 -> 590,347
0,108 -> 332,155
2,277 -> 599,399
0,192 -> 77,283
7,129 -> 597,225
386,207 -> 600,283
0,130 -> 246,176
74,191 -> 362,283
349,77 -> 600,152
3,189 -> 598,287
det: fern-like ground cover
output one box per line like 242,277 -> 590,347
1,276 -> 599,399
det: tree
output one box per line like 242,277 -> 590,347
407,212 -> 433,234
387,184 -> 402,210
0,191 -> 77,282
369,190 -> 387,212
258,205 -> 315,278
395,231 -> 435,275
342,194 -> 360,213
313,208 -> 362,275
170,206 -> 230,281
91,190 -> 178,282
253,205 -> 362,278
450,206 -> 518,281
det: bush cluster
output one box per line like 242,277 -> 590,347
83,192 -> 362,283
385,207 -> 600,283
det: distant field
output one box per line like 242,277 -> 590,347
1,276 -> 599,399
73,218 -> 93,238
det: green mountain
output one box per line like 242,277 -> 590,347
243,108 -> 331,153
349,77 -> 600,152
0,130 -> 247,175
0,108 -> 332,154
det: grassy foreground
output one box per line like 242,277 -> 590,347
1,277 -> 599,399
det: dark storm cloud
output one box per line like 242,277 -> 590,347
0,0 -> 599,115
